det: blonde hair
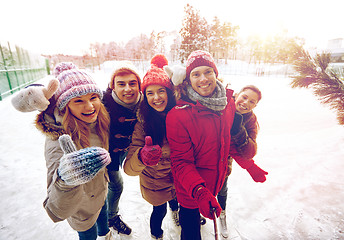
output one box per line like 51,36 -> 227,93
62,103 -> 110,150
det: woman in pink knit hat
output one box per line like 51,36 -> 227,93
123,54 -> 179,240
13,63 -> 116,240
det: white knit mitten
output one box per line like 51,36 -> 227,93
11,78 -> 59,112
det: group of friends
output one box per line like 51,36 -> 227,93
11,50 -> 268,240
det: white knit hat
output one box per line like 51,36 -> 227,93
109,61 -> 141,90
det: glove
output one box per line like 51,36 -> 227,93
193,185 -> 222,220
11,78 -> 59,112
247,163 -> 268,182
57,134 -> 111,186
139,136 -> 162,166
230,112 -> 244,135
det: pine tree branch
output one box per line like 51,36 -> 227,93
291,44 -> 344,125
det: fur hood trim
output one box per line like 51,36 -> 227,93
136,106 -> 145,125
35,111 -> 67,140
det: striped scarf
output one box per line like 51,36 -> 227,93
186,80 -> 227,111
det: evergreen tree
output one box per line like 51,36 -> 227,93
148,31 -> 157,58
209,16 -> 222,60
247,34 -> 264,64
291,44 -> 344,125
156,31 -> 167,54
221,21 -> 239,62
179,4 -> 209,62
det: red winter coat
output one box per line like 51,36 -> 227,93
166,89 -> 240,209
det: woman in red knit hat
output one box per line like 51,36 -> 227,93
123,54 -> 179,240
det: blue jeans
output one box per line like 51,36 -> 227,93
217,176 -> 228,210
107,169 -> 123,220
78,201 -> 110,240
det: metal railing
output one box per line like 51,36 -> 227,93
0,42 -> 49,101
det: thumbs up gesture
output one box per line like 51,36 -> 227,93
57,134 -> 111,186
139,136 -> 162,166
11,78 -> 59,112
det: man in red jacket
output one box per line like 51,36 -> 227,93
166,50 -> 267,240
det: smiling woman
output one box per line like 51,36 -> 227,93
123,55 -> 179,239
67,93 -> 102,123
8,63 -> 115,239
235,85 -> 261,115
145,85 -> 169,112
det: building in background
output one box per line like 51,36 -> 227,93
327,38 -> 344,62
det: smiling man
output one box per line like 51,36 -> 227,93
166,50 -> 256,240
102,61 -> 143,235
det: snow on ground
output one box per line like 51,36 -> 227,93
1,68 -> 344,240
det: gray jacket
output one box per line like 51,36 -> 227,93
35,109 -> 109,232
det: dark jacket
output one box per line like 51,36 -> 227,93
231,106 -> 259,159
103,88 -> 139,171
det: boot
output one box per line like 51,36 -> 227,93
151,233 -> 163,240
171,210 -> 180,226
98,230 -> 114,240
219,210 -> 228,238
108,215 -> 132,235
200,215 -> 206,225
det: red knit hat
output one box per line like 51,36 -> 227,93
186,50 -> 218,79
141,54 -> 172,93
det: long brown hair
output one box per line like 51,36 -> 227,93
62,103 -> 110,149
140,87 -> 176,146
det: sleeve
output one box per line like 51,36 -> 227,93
231,113 -> 258,159
166,109 -> 205,197
43,138 -> 83,223
229,145 -> 255,170
123,122 -> 146,176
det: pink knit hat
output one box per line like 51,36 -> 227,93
186,50 -> 218,79
141,54 -> 172,93
55,69 -> 103,110
53,62 -> 78,77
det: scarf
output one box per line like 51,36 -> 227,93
186,80 -> 227,111
112,91 -> 142,112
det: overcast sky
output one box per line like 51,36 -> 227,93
2,0 -> 343,55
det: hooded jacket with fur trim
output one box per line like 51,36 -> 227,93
35,109 -> 109,232
123,108 -> 176,206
